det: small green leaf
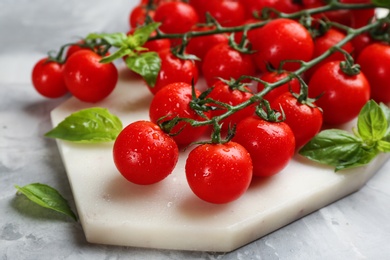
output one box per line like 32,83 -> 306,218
299,129 -> 365,170
86,32 -> 128,48
100,46 -> 133,64
45,107 -> 123,143
357,100 -> 388,141
132,22 -> 161,47
380,102 -> 390,138
372,0 -> 390,8
125,52 -> 161,87
377,139 -> 390,152
15,183 -> 77,221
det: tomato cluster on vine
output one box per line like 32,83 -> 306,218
33,0 -> 390,204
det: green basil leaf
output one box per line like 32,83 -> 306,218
377,139 -> 390,152
45,107 -> 123,143
380,102 -> 390,139
132,22 -> 161,47
334,148 -> 379,171
86,32 -> 127,47
357,100 -> 387,141
299,129 -> 364,170
125,51 -> 161,87
372,0 -> 390,8
100,46 -> 132,64
15,183 -> 77,221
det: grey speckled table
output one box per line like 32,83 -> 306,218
1,1 -> 390,259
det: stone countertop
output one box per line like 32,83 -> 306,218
1,1 -> 390,259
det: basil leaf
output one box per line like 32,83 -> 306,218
15,183 -> 77,221
132,22 -> 161,47
125,51 -> 161,87
372,0 -> 390,8
45,107 -> 123,143
299,129 -> 364,170
357,100 -> 387,141
377,139 -> 390,152
100,46 -> 132,64
334,148 -> 379,171
86,32 -> 128,47
380,102 -> 390,139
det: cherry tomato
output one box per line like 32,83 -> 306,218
63,50 -> 118,103
357,42 -> 390,103
250,18 -> 314,72
149,48 -> 199,95
271,92 -> 323,150
341,0 -> 375,28
129,4 -> 155,28
202,42 -> 256,87
302,0 -> 353,27
153,2 -> 198,34
241,0 -> 300,19
185,26 -> 229,70
206,80 -> 256,131
305,28 -> 354,80
149,82 -> 209,147
185,141 -> 253,204
257,71 -> 301,103
204,0 -> 246,27
233,115 -> 295,177
31,58 -> 68,98
351,33 -> 374,58
113,120 -> 179,185
308,61 -> 370,125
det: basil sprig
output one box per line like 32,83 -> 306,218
299,100 -> 390,171
45,107 -> 122,143
87,22 -> 161,87
15,183 -> 77,221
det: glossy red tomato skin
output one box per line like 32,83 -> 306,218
305,28 -> 354,80
31,58 -> 68,98
129,4 -> 155,28
271,92 -> 323,151
185,142 -> 253,204
241,0 -> 300,19
113,120 -> 179,185
63,50 -> 118,103
341,0 -> 375,28
185,26 -> 229,70
257,71 -> 301,103
205,0 -> 246,27
153,2 -> 198,34
233,116 -> 295,177
202,42 -> 256,87
150,49 -> 199,95
357,43 -> 390,103
206,80 -> 256,131
149,82 -> 209,147
250,18 -> 314,72
308,61 -> 370,125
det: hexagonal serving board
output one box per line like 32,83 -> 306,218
50,68 -> 390,252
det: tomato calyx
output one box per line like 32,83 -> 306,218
256,99 -> 285,123
338,48 -> 361,76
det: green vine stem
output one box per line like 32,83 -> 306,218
162,13 -> 390,132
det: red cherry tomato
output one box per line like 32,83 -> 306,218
271,92 -> 323,150
149,82 -> 209,147
250,18 -> 314,72
233,115 -> 295,177
308,61 -> 370,125
302,0 -> 353,27
357,42 -> 390,103
185,26 -> 229,70
113,120 -> 179,185
204,0 -> 246,27
257,71 -> 301,103
305,28 -> 354,80
185,141 -> 253,204
206,80 -> 256,131
241,0 -> 301,19
31,58 -> 68,98
129,4 -> 155,28
341,0 -> 375,28
202,42 -> 256,87
149,48 -> 199,95
63,50 -> 118,103
153,2 -> 198,34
